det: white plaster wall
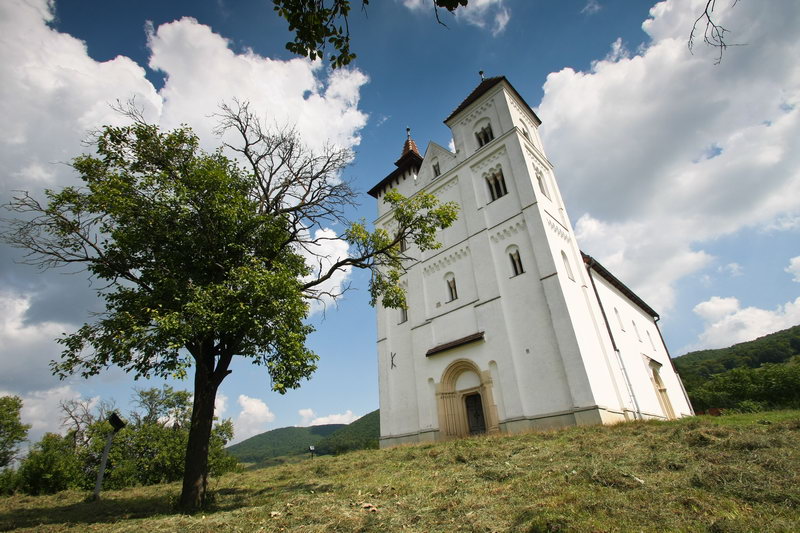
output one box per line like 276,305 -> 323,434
590,273 -> 693,418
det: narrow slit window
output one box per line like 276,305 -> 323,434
536,169 -> 550,199
509,249 -> 524,276
399,307 -> 408,324
432,162 -> 441,177
614,308 -> 625,331
561,250 -> 575,281
647,330 -> 656,351
633,321 -> 642,342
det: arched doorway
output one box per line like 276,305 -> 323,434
435,359 -> 500,439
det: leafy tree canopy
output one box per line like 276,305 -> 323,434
1,104 -> 458,509
0,396 -> 30,468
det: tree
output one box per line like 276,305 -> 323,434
2,105 -> 457,510
274,1 -> 744,69
0,396 -> 30,468
273,0 -> 468,67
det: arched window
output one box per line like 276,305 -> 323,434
485,169 -> 508,202
647,330 -> 656,351
522,126 -> 530,140
507,245 -> 524,276
445,273 -> 458,302
535,169 -> 550,199
561,250 -> 574,281
614,308 -> 625,331
475,122 -> 494,148
633,321 -> 642,342
432,160 -> 441,178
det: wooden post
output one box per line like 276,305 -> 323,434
93,412 -> 126,501
93,432 -> 115,501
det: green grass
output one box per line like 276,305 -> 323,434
2,411 -> 799,532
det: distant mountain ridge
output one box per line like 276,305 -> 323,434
226,424 -> 344,463
674,324 -> 800,390
226,409 -> 381,465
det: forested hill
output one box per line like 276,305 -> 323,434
674,324 -> 800,390
226,424 -> 344,463
315,409 -> 379,455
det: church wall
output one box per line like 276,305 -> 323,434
377,78 -> 691,446
590,272 -> 693,418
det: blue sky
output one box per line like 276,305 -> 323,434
1,0 -> 798,444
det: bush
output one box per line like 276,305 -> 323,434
17,433 -> 83,495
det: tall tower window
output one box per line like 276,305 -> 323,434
432,162 -> 441,177
475,124 -> 494,147
536,169 -> 550,199
486,169 -> 508,202
508,246 -> 524,276
561,250 -> 575,281
445,273 -> 458,302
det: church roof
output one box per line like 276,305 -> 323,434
444,75 -> 542,126
582,253 -> 659,319
367,130 -> 424,198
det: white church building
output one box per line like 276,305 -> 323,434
368,76 -> 693,448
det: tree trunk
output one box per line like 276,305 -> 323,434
178,354 -> 219,511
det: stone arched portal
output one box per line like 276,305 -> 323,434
435,359 -> 500,439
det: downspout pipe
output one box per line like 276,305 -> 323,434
585,257 -> 643,420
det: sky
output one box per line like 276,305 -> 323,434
1,0 -> 798,446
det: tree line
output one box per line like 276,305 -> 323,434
0,386 -> 237,496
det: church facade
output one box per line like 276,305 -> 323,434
368,76 -> 693,448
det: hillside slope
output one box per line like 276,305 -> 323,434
674,324 -> 800,390
3,411 -> 798,532
315,409 -> 379,455
226,424 -> 343,463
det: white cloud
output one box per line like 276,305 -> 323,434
215,393 -> 228,418
581,0 -> 602,16
0,385 -> 88,445
688,295 -> 800,351
718,262 -> 743,277
301,228 -> 352,315
786,256 -> 800,282
298,408 -> 315,426
0,292 -> 74,393
541,0 -> 800,316
403,0 -> 510,36
1,1 -> 369,397
232,394 -> 276,443
309,410 -> 359,426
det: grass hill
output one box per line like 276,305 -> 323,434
315,409 -> 380,455
3,410 -> 798,531
226,424 -> 344,464
674,324 -> 800,390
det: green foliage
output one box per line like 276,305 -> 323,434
689,358 -> 800,412
674,324 -> 800,391
227,424 -> 344,464
315,409 -> 379,455
346,189 -> 458,309
2,412 -> 799,531
273,1 -> 469,68
16,433 -> 83,495
0,395 -> 30,468
3,108 -> 457,509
